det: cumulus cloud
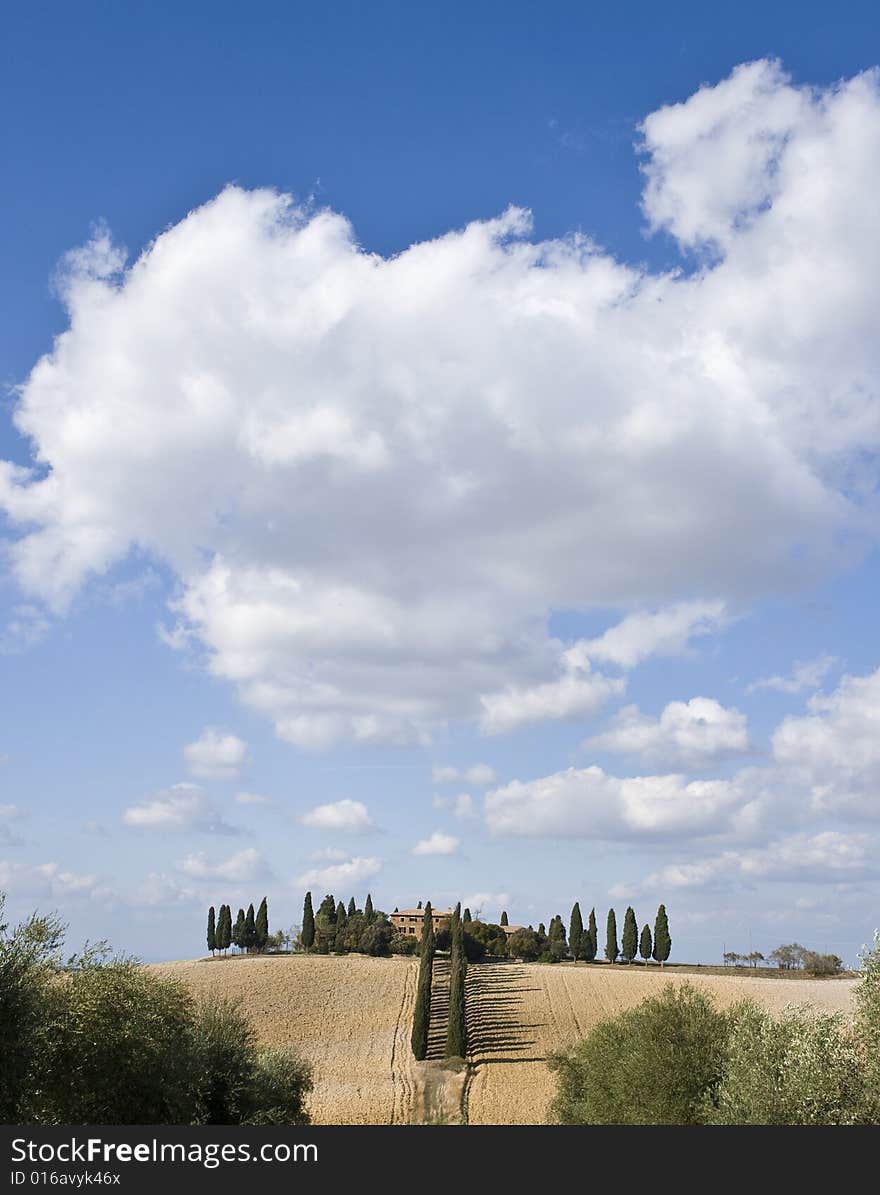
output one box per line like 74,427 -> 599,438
748,652 -> 838,695
295,855 -> 382,890
479,668 -> 625,735
432,792 -> 475,819
772,666 -> 880,818
460,892 -> 511,918
122,783 -> 239,834
183,728 -> 248,781
564,601 -> 728,671
177,847 -> 271,882
300,798 -> 374,833
129,872 -> 199,908
641,831 -> 874,892
2,63 -> 879,748
432,763 -> 497,786
485,765 -> 756,840
586,697 -> 749,769
412,831 -> 460,856
0,859 -> 109,900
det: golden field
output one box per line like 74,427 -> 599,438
152,955 -> 856,1125
464,961 -> 857,1124
152,954 -> 419,1125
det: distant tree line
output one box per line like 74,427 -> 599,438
549,935 -> 880,1125
504,903 -> 671,967
723,943 -> 844,975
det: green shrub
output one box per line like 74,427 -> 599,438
190,996 -> 259,1124
802,951 -> 843,976
244,1049 -> 313,1124
390,933 -> 419,955
38,959 -> 197,1124
705,1001 -> 869,1124
549,983 -> 728,1124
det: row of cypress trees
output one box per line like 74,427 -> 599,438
566,902 -> 670,964
445,902 -> 467,1058
411,902 -> 435,1060
206,899 -> 269,954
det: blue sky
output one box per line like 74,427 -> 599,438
2,2 -> 879,963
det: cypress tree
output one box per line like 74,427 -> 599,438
348,897 -> 356,917
335,900 -> 348,953
500,910 -> 509,926
585,908 -> 598,961
640,923 -> 652,966
255,897 -> 269,952
569,902 -> 583,961
417,900 -> 422,909
549,915 -> 566,945
315,894 -> 337,953
245,903 -> 257,952
233,908 -> 246,952
463,908 -> 471,924
207,906 -> 216,956
221,904 -> 233,954
653,904 -> 671,966
365,893 -> 374,923
446,903 -> 467,1058
411,901 -> 434,1060
538,922 -> 546,937
605,908 -> 619,963
622,906 -> 638,963
302,891 -> 315,949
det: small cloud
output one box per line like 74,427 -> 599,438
184,727 -> 249,781
300,799 -> 375,834
129,872 -> 199,908
0,605 -> 51,655
412,831 -> 460,856
177,847 -> 271,883
432,763 -> 497,786
748,653 -> 838,695
235,791 -> 272,807
309,847 -> 347,862
122,783 -> 239,835
432,792 -> 475,819
295,855 -> 382,890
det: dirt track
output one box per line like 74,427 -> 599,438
464,961 -> 857,1125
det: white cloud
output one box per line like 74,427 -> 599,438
564,601 -> 728,671
300,798 -> 375,833
480,669 -> 625,735
641,831 -> 874,892
2,64 -> 879,746
772,666 -> 880,818
177,847 -> 270,883
129,872 -> 199,908
432,792 -> 475,819
295,855 -> 382,891
0,859 -> 109,900
748,653 -> 838,694
460,892 -> 511,919
586,697 -> 749,769
0,605 -> 51,655
122,783 -> 238,834
234,791 -> 272,806
485,765 -> 755,840
183,728 -> 249,781
412,831 -> 460,856
432,763 -> 497,786
308,846 -> 347,862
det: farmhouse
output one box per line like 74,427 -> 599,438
390,906 -> 524,937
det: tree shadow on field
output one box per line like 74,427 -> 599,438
466,961 -> 541,1058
